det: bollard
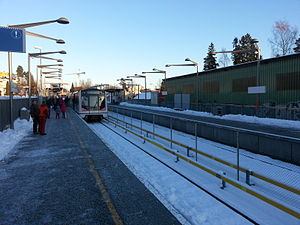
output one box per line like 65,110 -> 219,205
216,172 -> 226,189
175,154 -> 179,163
246,170 -> 254,186
187,147 -> 190,157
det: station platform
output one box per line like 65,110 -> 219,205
0,109 -> 181,225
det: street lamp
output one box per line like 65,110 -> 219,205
33,46 -> 42,95
165,59 -> 199,109
37,64 -> 63,67
142,68 -> 166,91
127,74 -> 147,101
7,17 -> 69,28
5,17 -> 69,129
28,50 -> 67,103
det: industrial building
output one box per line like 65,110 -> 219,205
166,53 -> 300,109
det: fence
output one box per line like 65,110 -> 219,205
127,100 -> 300,121
0,97 -> 35,131
109,105 -> 300,165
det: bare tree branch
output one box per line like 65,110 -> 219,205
269,20 -> 298,56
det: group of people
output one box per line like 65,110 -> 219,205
29,100 -> 49,135
30,97 -> 68,135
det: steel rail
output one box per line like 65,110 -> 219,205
97,120 -> 259,225
104,117 -> 300,219
109,113 -> 300,196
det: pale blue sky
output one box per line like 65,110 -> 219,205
1,0 -> 300,89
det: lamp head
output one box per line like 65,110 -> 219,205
141,72 -> 146,74
185,58 -> 191,62
59,50 -> 67,54
56,39 -> 65,44
56,17 -> 70,24
165,65 -> 170,67
57,59 -> 63,62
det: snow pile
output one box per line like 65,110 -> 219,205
0,119 -> 32,160
121,102 -> 300,129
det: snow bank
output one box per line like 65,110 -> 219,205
0,119 -> 32,160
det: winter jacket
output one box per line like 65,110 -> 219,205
30,104 -> 40,118
39,104 -> 49,119
60,103 -> 66,113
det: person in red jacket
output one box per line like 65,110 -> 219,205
60,102 -> 66,118
39,101 -> 49,135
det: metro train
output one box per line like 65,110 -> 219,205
73,88 -> 108,121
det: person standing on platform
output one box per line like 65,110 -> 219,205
61,102 -> 66,119
54,103 -> 60,119
30,100 -> 40,134
39,101 -> 49,135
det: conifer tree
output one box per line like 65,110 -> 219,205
203,43 -> 219,71
294,37 -> 300,53
231,33 -> 259,65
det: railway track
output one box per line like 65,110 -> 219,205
93,120 -> 259,225
85,111 -> 300,224
108,112 -> 300,217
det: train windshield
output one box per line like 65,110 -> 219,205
81,90 -> 106,111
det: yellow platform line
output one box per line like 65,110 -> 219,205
109,115 -> 300,196
107,118 -> 300,219
70,118 -> 124,225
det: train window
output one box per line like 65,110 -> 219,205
80,90 -> 106,111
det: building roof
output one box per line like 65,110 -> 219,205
167,53 -> 300,81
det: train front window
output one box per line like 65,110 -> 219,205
81,90 -> 105,111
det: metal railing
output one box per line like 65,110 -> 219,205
109,104 -> 300,165
126,100 -> 300,121
105,112 -> 300,219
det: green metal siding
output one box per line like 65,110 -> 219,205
166,54 -> 300,105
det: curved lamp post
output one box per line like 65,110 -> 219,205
5,17 -> 69,129
166,59 -> 199,109
127,74 -> 147,101
28,50 -> 67,101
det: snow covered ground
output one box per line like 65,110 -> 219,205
121,102 -> 300,129
0,119 -> 32,160
1,105 -> 299,225
88,111 -> 300,225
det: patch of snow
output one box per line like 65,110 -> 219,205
0,119 -> 32,160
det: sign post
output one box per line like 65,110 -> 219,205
0,26 -> 26,129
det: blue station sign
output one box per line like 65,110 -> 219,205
0,26 -> 26,53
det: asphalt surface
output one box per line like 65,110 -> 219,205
0,109 -> 181,225
115,105 -> 300,139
